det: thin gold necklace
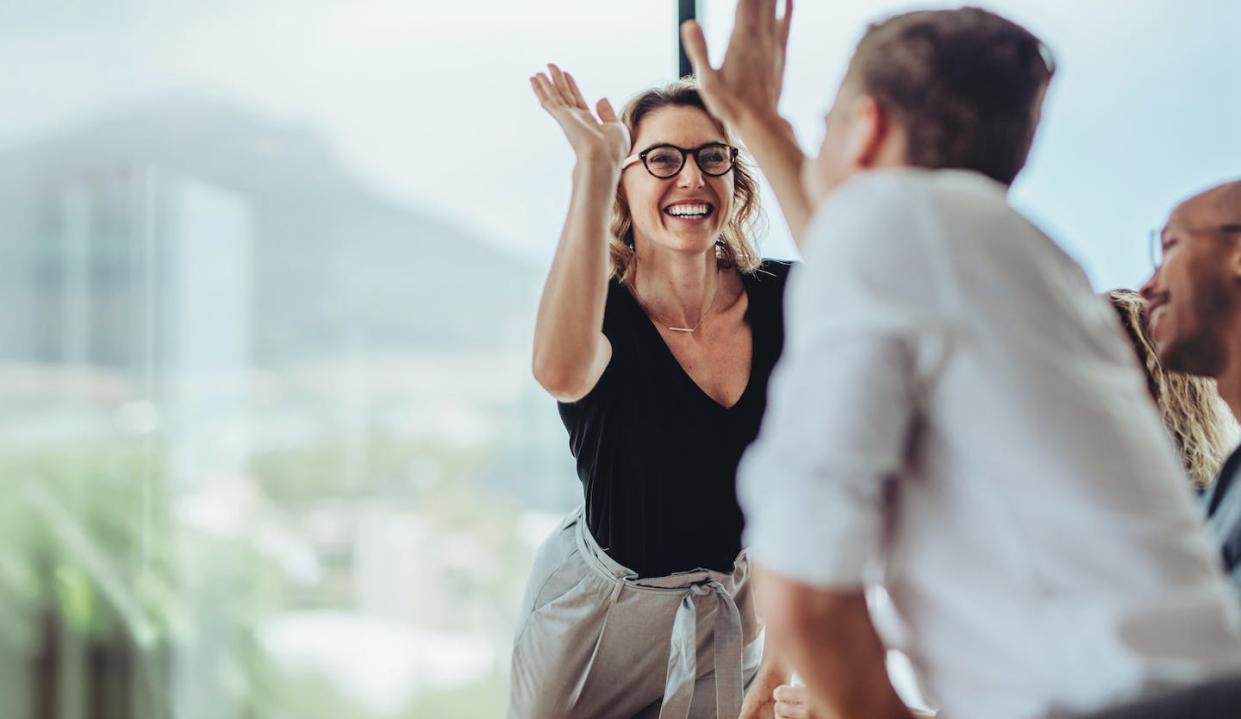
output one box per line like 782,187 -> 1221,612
640,272 -> 721,334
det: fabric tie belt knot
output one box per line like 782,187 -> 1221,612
658,579 -> 745,719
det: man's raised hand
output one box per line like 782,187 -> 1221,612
680,0 -> 793,128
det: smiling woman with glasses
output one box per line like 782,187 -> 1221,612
509,66 -> 795,718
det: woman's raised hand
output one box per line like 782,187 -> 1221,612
530,64 -> 631,170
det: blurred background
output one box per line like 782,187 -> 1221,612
0,1 -> 1236,717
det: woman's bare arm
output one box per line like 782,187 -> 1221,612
529,65 -> 630,401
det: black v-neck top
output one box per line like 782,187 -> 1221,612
558,260 -> 793,577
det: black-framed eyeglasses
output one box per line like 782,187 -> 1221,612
621,142 -> 739,179
1149,223 -> 1241,269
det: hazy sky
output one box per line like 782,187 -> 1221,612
1,0 -> 1237,291
706,0 -> 1241,290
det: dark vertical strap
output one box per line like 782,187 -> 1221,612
1206,444 -> 1241,517
678,0 -> 698,79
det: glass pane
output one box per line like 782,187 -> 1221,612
0,2 -> 676,717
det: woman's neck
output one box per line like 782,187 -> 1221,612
631,244 -> 721,329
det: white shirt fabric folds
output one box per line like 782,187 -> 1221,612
739,169 -> 1241,719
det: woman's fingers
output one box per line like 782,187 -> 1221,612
532,71 -> 572,110
563,70 -> 590,112
535,66 -> 602,131
530,73 -> 561,108
596,97 -> 618,124
547,64 -> 578,107
529,74 -> 547,102
532,65 -> 623,163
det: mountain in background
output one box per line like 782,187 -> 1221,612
0,95 -> 540,369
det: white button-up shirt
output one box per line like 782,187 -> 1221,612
739,168 -> 1241,719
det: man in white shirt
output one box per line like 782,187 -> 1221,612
682,3 -> 1241,718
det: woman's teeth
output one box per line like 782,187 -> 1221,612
665,204 -> 712,218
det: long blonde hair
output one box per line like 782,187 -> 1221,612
609,78 -> 763,285
1107,289 -> 1237,489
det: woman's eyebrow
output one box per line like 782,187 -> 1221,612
638,140 -> 728,150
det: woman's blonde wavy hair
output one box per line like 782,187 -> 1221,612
1106,289 -> 1237,489
609,78 -> 764,284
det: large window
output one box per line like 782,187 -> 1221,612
0,2 -> 675,717
1,2 -> 1237,718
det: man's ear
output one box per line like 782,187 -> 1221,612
845,95 -> 889,170
1229,241 -> 1241,286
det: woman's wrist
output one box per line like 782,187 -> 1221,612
573,156 -> 622,188
575,149 -> 622,170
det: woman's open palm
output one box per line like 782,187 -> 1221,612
530,64 -> 630,168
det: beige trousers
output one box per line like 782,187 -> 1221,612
507,506 -> 763,719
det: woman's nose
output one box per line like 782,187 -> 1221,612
676,156 -> 705,188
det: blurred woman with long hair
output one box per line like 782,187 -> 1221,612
1106,289 -> 1235,489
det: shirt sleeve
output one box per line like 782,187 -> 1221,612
738,172 -> 945,588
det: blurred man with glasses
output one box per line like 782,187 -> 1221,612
1143,180 -> 1241,593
